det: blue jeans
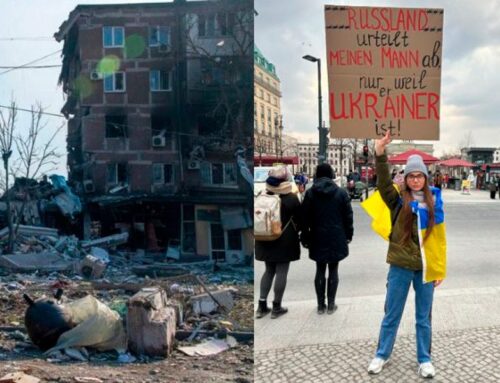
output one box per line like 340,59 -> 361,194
375,265 -> 434,363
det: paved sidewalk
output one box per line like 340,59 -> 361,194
255,325 -> 500,382
254,187 -> 500,382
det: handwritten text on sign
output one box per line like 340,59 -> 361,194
324,6 -> 443,140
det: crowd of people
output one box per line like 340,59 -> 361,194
254,131 -> 447,379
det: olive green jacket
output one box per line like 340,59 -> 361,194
376,153 -> 423,271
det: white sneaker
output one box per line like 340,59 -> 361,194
367,357 -> 388,374
419,362 -> 436,378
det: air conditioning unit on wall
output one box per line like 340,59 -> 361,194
152,135 -> 166,147
188,160 -> 200,170
90,71 -> 103,80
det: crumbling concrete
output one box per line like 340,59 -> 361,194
78,255 -> 107,279
190,288 -> 234,315
0,252 -> 73,272
127,287 -> 177,357
80,232 -> 128,249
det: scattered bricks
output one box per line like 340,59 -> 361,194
190,288 -> 234,315
78,255 -> 107,279
0,372 -> 40,383
127,287 -> 176,357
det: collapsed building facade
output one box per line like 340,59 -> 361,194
54,0 -> 254,263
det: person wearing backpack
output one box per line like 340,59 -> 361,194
255,165 -> 302,319
301,163 -> 354,315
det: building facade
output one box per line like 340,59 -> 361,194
55,0 -> 253,263
298,143 -> 352,177
254,46 -> 282,158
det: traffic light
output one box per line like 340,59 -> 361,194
362,145 -> 369,158
486,165 -> 491,173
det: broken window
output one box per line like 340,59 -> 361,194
150,70 -> 171,91
227,229 -> 242,250
182,204 -> 195,253
152,163 -> 174,184
107,163 -> 128,184
151,115 -> 173,149
105,115 -> 127,138
104,72 -> 125,92
103,26 -> 124,47
210,223 -> 225,261
200,162 -> 237,186
149,26 -> 170,47
197,115 -> 218,136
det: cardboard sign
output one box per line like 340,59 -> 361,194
324,6 -> 443,140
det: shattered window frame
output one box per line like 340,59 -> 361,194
227,229 -> 243,250
181,204 -> 196,254
103,26 -> 124,48
149,26 -> 170,47
200,162 -> 237,186
152,163 -> 174,184
150,70 -> 172,92
105,114 -> 127,138
107,163 -> 128,185
104,72 -> 126,93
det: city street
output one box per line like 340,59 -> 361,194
254,188 -> 500,382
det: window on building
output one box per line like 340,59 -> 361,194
103,27 -> 124,48
104,72 -> 125,92
107,163 -> 128,184
198,14 -> 215,37
198,12 -> 235,37
227,229 -> 242,250
217,12 -> 235,35
152,163 -> 174,184
201,162 -> 237,185
105,115 -> 127,138
150,70 -> 171,91
182,204 -> 195,253
149,26 -> 170,47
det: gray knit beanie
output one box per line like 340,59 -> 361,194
403,155 -> 428,178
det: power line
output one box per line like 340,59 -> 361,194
0,65 -> 61,69
0,104 -> 65,118
0,49 -> 62,76
0,37 -> 53,41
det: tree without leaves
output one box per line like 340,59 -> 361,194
0,101 -> 63,252
184,1 -> 253,145
0,101 -> 16,252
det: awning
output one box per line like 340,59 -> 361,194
388,149 -> 439,165
254,155 -> 299,166
220,207 -> 252,230
437,158 -> 475,167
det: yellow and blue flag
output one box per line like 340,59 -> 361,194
361,185 -> 447,283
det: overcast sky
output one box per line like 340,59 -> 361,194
0,0 -> 169,177
2,0 -> 499,173
255,0 -> 500,156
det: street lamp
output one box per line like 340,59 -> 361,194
302,54 -> 327,164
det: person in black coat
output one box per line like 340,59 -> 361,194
255,166 -> 302,319
301,163 -> 354,314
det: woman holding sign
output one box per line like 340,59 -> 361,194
364,130 -> 446,379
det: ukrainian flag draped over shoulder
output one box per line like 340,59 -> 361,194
361,185 -> 447,283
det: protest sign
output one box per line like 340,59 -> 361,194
324,6 -> 443,139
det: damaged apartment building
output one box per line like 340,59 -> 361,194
54,0 -> 253,263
